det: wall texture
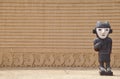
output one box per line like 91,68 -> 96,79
0,0 -> 120,68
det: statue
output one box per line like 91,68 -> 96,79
93,21 -> 113,76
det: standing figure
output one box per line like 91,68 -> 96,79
93,21 -> 113,75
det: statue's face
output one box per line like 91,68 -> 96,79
96,28 -> 110,39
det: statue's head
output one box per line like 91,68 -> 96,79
93,21 -> 112,39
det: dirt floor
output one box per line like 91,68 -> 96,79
0,68 -> 120,79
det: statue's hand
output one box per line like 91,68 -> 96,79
94,42 -> 102,51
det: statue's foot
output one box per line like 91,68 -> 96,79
106,67 -> 113,76
99,67 -> 113,76
99,66 -> 106,75
106,67 -> 111,72
99,66 -> 106,72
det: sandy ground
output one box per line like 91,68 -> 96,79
0,68 -> 120,79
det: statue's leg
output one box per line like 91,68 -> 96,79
99,61 -> 107,75
99,61 -> 106,72
106,62 -> 111,71
105,62 -> 113,76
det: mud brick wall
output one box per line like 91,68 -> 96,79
0,0 -> 120,68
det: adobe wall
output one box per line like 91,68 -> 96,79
0,0 -> 120,68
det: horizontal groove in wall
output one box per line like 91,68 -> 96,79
0,1 -> 119,4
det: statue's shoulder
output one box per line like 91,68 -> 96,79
94,38 -> 100,41
94,38 -> 101,43
107,37 -> 112,42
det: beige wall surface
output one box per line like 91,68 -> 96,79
0,0 -> 120,68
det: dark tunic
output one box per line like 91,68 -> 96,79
94,37 -> 112,62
